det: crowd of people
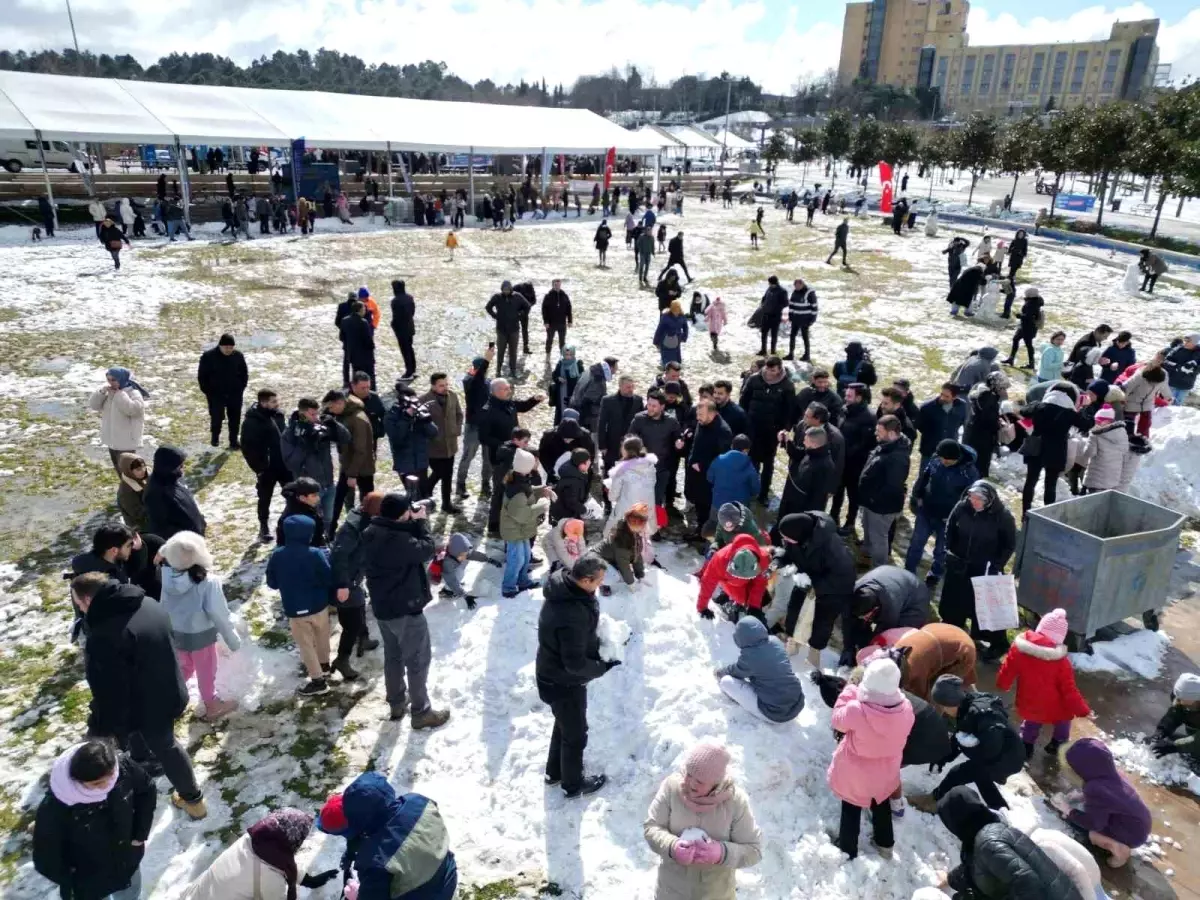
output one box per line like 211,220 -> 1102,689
29,173 -> 1200,900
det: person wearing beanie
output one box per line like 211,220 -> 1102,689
438,532 -> 478,611
712,501 -> 767,551
329,491 -> 383,672
361,492 -> 450,729
1056,738 -> 1151,869
1150,672 -> 1200,762
776,511 -> 856,666
159,531 -> 240,720
644,741 -> 763,899
197,333 -> 249,449
696,532 -> 771,624
33,739 -> 157,900
354,286 -> 380,331
145,445 -> 207,540
315,772 -> 457,900
996,608 -> 1090,759
90,366 -> 148,471
604,435 -> 658,538
714,617 -> 805,723
905,439 -> 978,587
827,657 -> 914,859
485,279 -> 531,377
598,504 -> 650,587
499,447 -> 552,597
1076,404 -> 1131,494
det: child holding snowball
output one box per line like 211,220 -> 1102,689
644,741 -> 763,900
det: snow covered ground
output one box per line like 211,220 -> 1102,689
1,198 -> 1198,898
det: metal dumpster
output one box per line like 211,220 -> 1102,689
1016,490 -> 1184,641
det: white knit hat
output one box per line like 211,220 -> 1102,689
860,658 -> 903,705
161,531 -> 213,570
511,447 -> 538,476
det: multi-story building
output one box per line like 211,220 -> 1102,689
838,1 -> 1162,115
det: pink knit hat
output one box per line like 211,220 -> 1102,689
1093,404 -> 1115,423
684,741 -> 730,784
1036,608 -> 1069,645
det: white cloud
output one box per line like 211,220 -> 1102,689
966,3 -> 1200,85
2,0 -> 840,95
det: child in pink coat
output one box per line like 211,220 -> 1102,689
828,657 -> 915,860
704,296 -> 728,352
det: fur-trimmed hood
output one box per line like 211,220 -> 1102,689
1013,630 -> 1067,660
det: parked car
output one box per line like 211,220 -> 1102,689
0,139 -> 89,174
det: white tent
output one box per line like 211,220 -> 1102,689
712,129 -> 755,151
115,80 -> 292,146
0,70 -> 172,144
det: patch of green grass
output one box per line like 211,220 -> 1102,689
258,629 -> 292,649
58,683 -> 90,724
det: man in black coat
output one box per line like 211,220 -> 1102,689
916,383 -> 969,470
758,276 -> 789,355
685,400 -> 732,535
629,390 -> 682,513
597,376 -> 645,472
485,280 -> 531,378
711,379 -> 750,440
197,333 -> 249,449
777,511 -> 856,666
541,279 -> 572,356
778,426 -> 836,520
537,417 -> 596,485
70,523 -> 163,642
830,383 -> 876,534
825,217 -> 849,266
339,303 -> 376,391
240,389 -> 292,541
361,492 -> 449,729
948,264 -> 987,315
658,231 -> 692,283
70,573 -> 205,814
739,357 -> 795,503
457,349 -> 494,499
478,379 -> 544,531
335,291 -> 357,385
350,372 -> 387,446
876,386 -> 917,443
856,416 -> 911,568
536,555 -> 619,798
846,565 -> 930,659
144,445 -> 206,540
390,279 -> 417,379
794,370 -> 844,425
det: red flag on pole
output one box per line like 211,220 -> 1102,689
604,147 -> 616,191
879,160 -> 894,213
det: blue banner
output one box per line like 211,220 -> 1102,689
1055,193 -> 1096,212
290,138 -> 305,201
448,153 -> 491,168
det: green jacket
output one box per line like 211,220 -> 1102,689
598,522 -> 645,585
1155,702 -> 1200,759
500,479 -> 547,542
712,505 -> 768,551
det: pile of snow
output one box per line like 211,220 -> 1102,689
1108,736 -> 1197,793
1070,628 -> 1171,680
1131,406 -> 1200,518
597,613 -> 632,663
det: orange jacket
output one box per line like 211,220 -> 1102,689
696,532 -> 771,613
362,295 -> 381,330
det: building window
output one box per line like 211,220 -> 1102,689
935,57 -> 948,88
1030,52 -> 1045,90
1070,51 -> 1088,92
1051,50 -> 1068,92
979,54 -> 995,94
1102,48 -> 1121,91
1001,53 -> 1015,90
961,56 -> 976,94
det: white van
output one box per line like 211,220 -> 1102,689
0,139 -> 87,173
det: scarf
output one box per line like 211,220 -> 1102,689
559,349 -> 581,380
49,743 -> 119,806
106,366 -> 150,399
248,808 -> 313,900
120,472 -> 146,493
600,361 -> 612,382
679,775 -> 734,814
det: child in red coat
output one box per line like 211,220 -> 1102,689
696,532 -> 771,625
996,608 -> 1090,759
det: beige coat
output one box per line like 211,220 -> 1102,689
1121,370 -> 1172,414
88,386 -> 145,451
1078,422 -> 1129,490
179,833 -> 289,900
644,773 -> 762,900
420,389 -> 463,459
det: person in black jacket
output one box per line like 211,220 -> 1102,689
1067,324 -> 1113,370
69,524 -> 163,642
144,445 -> 206,540
794,370 -> 844,425
349,373 -> 386,446
513,282 -> 536,355
758,276 -> 789,355
330,491 -> 383,676
963,372 -> 1007,479
456,350 -> 494,499
597,376 -> 645,472
777,512 -> 856,666
549,449 -> 591,523
360,492 -> 449,729
1020,387 -> 1078,515
478,379 -> 544,531
339,303 -> 376,391
241,390 -> 291,541
1001,287 -> 1045,368
537,418 -> 596,485
390,279 -> 417,379
785,278 -> 818,361
876,386 -> 916,443
197,333 -> 249,449
856,416 -> 911,568
712,380 -> 750,440
33,739 -> 156,900
778,426 -> 836,520
629,391 -> 682,515
1006,228 -> 1029,287
738,358 -> 795,504
936,786 -> 1082,899
536,555 -> 619,798
541,279 -> 572,356
825,217 -> 849,266
70,573 -> 205,817
274,477 -> 327,548
97,216 -> 130,269
948,263 -> 986,316
658,231 -> 692,283
685,400 -> 732,536
916,383 -> 969,469
846,566 -> 930,659
335,291 -> 356,386
830,384 -> 876,534
485,281 -> 531,378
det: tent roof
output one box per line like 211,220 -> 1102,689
0,71 -> 667,155
0,82 -> 34,140
713,129 -> 756,150
635,124 -> 686,147
663,125 -> 722,148
697,110 -> 773,127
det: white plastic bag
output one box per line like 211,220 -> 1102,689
583,496 -> 605,521
971,569 -> 1019,632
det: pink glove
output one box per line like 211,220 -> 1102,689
344,881 -> 359,900
692,840 -> 724,866
671,840 -> 696,865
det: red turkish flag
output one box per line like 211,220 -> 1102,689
604,147 -> 616,190
881,182 -> 894,214
878,160 -> 894,185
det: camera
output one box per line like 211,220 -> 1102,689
403,476 -> 436,514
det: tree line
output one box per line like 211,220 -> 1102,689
762,89 -> 1200,238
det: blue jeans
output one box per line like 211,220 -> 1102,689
503,540 -> 532,593
904,510 -> 947,579
1172,387 -> 1190,405
319,484 -> 336,525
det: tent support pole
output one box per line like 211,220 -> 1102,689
653,153 -> 661,193
468,146 -> 475,215
34,131 -> 58,232
175,138 -> 192,228
540,147 -> 549,196
386,142 -> 395,200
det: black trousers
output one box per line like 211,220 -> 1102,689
519,311 -> 531,353
759,315 -> 782,354
126,722 -> 201,802
544,684 -> 588,792
545,322 -> 567,355
488,467 -> 506,531
43,215 -> 55,237
788,317 -> 813,359
331,473 -> 375,535
452,209 -> 465,228
939,567 -> 1010,655
341,348 -> 352,386
659,256 -> 692,282
495,329 -> 520,377
784,586 -> 848,650
750,443 -> 777,502
393,327 -> 416,378
1022,458 -> 1063,514
1009,326 -> 1036,367
827,240 -> 847,265
259,218 -> 270,235
1142,272 -> 1160,293
685,466 -> 713,531
206,395 -> 242,445
838,799 -> 893,859
934,759 -> 1008,810
335,605 -> 366,661
424,458 -> 455,506
256,468 -> 290,529
830,465 -> 862,526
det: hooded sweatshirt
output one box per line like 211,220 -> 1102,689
265,516 -> 332,618
696,533 -> 771,614
1065,738 -> 1152,849
716,618 -> 804,722
116,452 -> 149,532
996,630 -> 1090,725
707,449 -> 761,512
440,532 -> 473,598
144,445 -> 207,539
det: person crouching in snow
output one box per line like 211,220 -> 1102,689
544,518 -> 585,574
1150,672 -> 1200,763
178,807 -> 339,900
711,502 -> 768,552
704,295 -> 727,352
696,533 -> 772,625
159,531 -> 241,720
316,772 -> 457,900
438,532 -> 477,611
713,617 -> 804,723
827,657 -> 915,860
598,504 -> 649,589
644,741 -> 763,900
995,608 -> 1090,760
1051,738 -> 1151,869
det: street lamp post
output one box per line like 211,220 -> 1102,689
719,77 -> 732,174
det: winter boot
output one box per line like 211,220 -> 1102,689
172,791 -> 208,820
298,678 -> 329,697
332,656 -> 360,681
1024,741 -> 1035,761
389,701 -> 410,721
412,708 -> 451,730
356,635 -> 380,657
1044,739 -> 1064,757
563,774 -> 607,799
201,698 -> 239,720
258,526 -> 272,543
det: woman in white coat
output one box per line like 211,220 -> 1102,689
644,741 -> 762,900
119,198 -> 135,235
605,436 -> 659,538
181,808 -> 337,900
88,198 -> 106,238
88,367 -> 148,471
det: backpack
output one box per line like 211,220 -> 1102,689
428,547 -> 446,584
